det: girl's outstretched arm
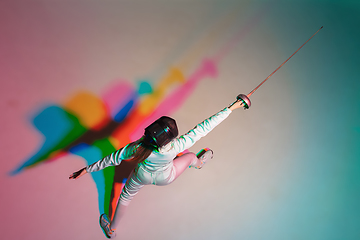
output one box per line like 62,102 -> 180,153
228,99 -> 244,111
69,167 -> 87,179
171,100 -> 244,153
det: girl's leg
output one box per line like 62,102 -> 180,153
109,203 -> 128,230
110,170 -> 145,229
171,152 -> 201,181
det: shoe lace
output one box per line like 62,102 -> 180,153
102,216 -> 115,235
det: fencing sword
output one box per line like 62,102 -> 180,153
233,26 -> 323,109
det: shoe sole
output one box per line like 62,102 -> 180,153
196,148 -> 213,169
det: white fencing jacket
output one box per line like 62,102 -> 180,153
86,107 -> 232,173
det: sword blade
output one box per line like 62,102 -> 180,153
247,26 -> 323,98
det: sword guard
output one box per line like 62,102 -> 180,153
236,94 -> 251,109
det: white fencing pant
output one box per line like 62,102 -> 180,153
110,152 -> 200,229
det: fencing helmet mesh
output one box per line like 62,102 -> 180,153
144,116 -> 178,148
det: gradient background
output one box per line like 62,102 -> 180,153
1,1 -> 359,240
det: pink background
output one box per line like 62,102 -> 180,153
1,1 -> 359,240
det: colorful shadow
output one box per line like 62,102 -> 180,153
9,4 -> 263,220
10,60 -> 218,218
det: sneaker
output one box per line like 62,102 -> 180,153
100,213 -> 116,239
193,148 -> 213,169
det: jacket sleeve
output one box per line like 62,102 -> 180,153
171,107 -> 232,153
85,143 -> 136,173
